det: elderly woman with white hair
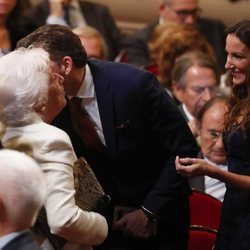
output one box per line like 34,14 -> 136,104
0,47 -> 108,250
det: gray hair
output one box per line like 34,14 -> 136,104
171,51 -> 220,89
0,47 -> 50,126
72,25 -> 109,60
0,149 -> 46,228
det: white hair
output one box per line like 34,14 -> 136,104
0,149 -> 46,228
0,47 -> 50,126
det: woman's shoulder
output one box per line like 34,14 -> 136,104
18,121 -> 70,139
4,121 -> 72,147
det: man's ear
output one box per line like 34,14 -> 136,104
60,56 -> 73,76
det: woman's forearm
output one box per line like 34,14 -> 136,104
208,165 -> 250,192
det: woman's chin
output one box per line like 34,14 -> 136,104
232,78 -> 245,85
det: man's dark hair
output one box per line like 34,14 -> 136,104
17,24 -> 87,67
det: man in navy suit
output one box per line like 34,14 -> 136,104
21,0 -> 122,60
122,0 -> 226,73
0,149 -> 46,250
17,24 -> 198,250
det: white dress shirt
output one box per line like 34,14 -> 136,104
46,0 -> 86,28
204,157 -> 227,202
74,64 -> 106,145
182,103 -> 195,122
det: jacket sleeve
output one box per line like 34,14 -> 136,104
137,73 -> 198,217
37,129 -> 108,246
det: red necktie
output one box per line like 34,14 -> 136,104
70,97 -> 106,154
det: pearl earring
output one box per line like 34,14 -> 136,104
41,105 -> 46,112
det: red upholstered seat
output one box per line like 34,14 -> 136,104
189,189 -> 222,231
115,50 -> 128,63
142,63 -> 158,76
188,226 -> 217,250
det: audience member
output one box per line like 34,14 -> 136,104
219,70 -> 232,96
0,47 -> 108,250
148,22 -> 216,100
122,0 -> 226,72
0,149 -> 45,250
171,51 -> 220,136
188,97 -> 227,202
21,0 -> 123,60
176,19 -> 250,249
17,24 -> 198,250
0,0 -> 31,56
73,25 -> 109,60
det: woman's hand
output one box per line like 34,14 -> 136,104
175,155 -> 210,177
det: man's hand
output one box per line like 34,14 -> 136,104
112,209 -> 156,239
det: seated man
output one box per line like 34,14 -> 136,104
21,0 -> 122,60
122,0 -> 226,72
73,25 -> 109,60
171,51 -> 220,137
188,97 -> 228,201
0,149 -> 46,250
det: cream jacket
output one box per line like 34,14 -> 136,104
1,118 -> 108,250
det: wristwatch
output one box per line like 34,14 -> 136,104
141,206 -> 158,224
141,206 -> 158,235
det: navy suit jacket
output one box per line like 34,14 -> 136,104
52,60 -> 198,219
122,17 -> 226,72
2,231 -> 41,250
52,60 -> 198,248
21,0 -> 122,60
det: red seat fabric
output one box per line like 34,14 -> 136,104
142,63 -> 158,76
188,226 -> 217,250
189,189 -> 222,231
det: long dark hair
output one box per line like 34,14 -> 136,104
224,19 -> 250,133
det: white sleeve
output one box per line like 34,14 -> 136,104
46,15 -> 67,26
38,131 -> 108,246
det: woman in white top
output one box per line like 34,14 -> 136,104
0,47 -> 108,250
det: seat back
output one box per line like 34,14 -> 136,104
142,63 -> 158,76
189,189 -> 222,231
188,226 -> 217,250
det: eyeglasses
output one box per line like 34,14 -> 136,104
168,6 -> 202,19
203,129 -> 223,141
190,86 -> 218,96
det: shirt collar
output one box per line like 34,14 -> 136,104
182,103 -> 194,121
204,157 -> 228,169
75,64 -> 95,99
